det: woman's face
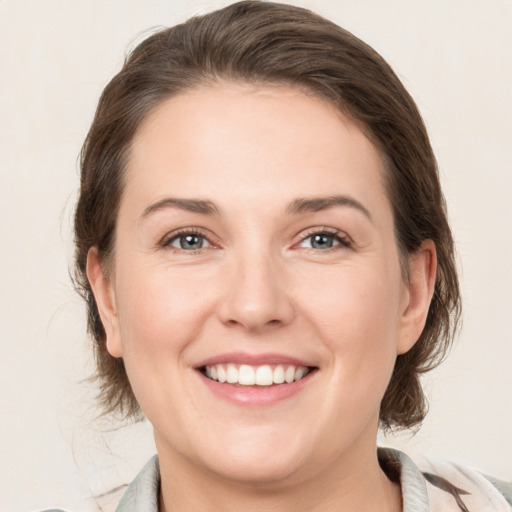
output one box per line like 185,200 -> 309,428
89,83 -> 433,485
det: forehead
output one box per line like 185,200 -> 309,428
123,83 -> 389,218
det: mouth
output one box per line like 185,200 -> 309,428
194,353 -> 318,405
200,363 -> 314,386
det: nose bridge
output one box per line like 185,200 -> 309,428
217,239 -> 294,331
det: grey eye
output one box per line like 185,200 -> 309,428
301,233 -> 339,249
312,234 -> 335,249
171,234 -> 209,250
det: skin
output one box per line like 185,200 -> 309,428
88,83 -> 436,512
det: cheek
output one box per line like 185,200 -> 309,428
115,266 -> 217,358
112,264 -> 222,427
298,261 -> 403,389
301,260 -> 401,336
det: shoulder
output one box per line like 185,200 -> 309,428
37,456 -> 160,512
114,454 -> 160,512
34,509 -> 70,512
419,455 -> 512,511
379,447 -> 512,511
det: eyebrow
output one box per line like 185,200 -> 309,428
140,194 -> 372,221
286,195 -> 372,221
141,198 -> 220,219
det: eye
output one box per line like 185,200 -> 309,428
298,229 -> 351,250
163,230 -> 212,252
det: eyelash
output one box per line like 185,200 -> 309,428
160,227 -> 352,254
297,227 -> 352,252
160,228 -> 215,254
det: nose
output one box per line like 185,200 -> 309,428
216,251 -> 295,333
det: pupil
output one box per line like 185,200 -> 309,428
180,235 -> 203,250
312,234 -> 333,249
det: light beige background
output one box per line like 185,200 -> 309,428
0,1 -> 510,511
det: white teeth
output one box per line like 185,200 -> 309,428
239,365 -> 255,385
295,367 -> 306,381
273,365 -> 285,384
285,366 -> 295,383
217,365 -> 227,383
255,365 -> 273,386
204,363 -> 311,386
226,364 -> 238,384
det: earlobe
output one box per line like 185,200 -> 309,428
397,240 -> 437,355
86,247 -> 123,358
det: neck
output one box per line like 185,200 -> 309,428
156,439 -> 402,512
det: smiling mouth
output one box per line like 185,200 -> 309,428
200,364 -> 315,386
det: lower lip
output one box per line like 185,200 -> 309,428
197,370 -> 316,406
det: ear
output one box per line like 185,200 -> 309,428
86,247 -> 123,358
397,240 -> 437,355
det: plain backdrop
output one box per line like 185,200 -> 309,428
1,0 -> 511,511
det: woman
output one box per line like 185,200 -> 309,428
51,1 -> 511,511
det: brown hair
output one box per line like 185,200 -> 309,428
74,0 -> 461,430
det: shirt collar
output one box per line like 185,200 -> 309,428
116,449 -> 431,512
115,455 -> 160,512
379,447 -> 430,512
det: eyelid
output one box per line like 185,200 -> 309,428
158,225 -> 352,253
293,226 -> 353,250
160,227 -> 220,252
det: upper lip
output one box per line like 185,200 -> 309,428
194,352 -> 316,368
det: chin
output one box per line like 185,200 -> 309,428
194,427 -> 311,485
206,453 -> 305,486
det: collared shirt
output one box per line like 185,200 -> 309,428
42,448 -> 512,511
